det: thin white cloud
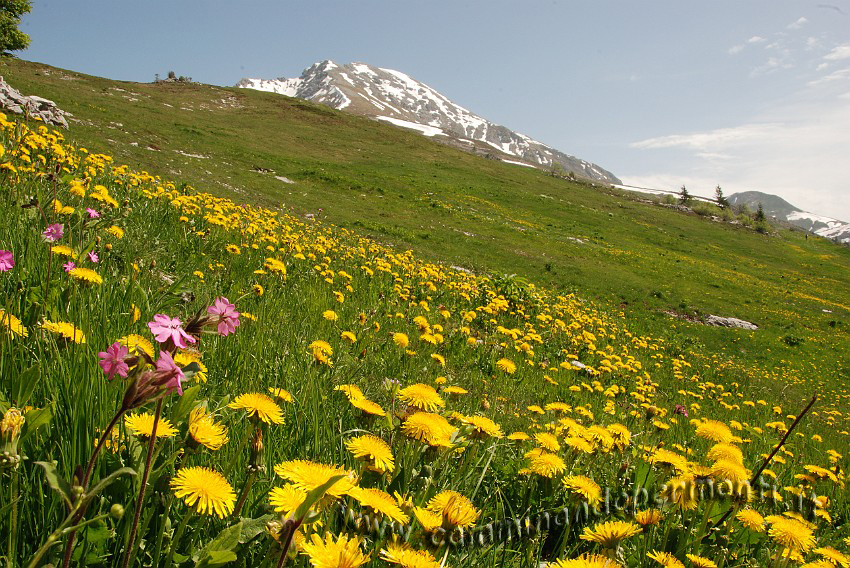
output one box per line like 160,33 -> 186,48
728,44 -> 745,55
787,16 -> 808,29
631,124 -> 782,151
747,36 -> 766,44
824,43 -> 850,61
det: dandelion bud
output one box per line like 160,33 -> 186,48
96,236 -> 102,244
110,503 -> 125,520
1,408 -> 25,442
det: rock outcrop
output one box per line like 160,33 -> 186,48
0,76 -> 69,128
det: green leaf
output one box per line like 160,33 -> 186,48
293,474 -> 346,521
81,467 -> 136,508
194,521 -> 243,567
34,461 -> 74,509
14,365 -> 40,407
171,384 -> 201,423
197,550 -> 237,567
238,514 -> 274,544
19,405 -> 52,447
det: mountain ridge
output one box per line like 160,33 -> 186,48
728,190 -> 850,244
237,60 -> 621,184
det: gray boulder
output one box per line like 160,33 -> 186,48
0,76 -> 69,128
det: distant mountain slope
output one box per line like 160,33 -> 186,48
237,60 -> 620,183
729,191 -> 850,244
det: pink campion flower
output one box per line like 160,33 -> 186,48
42,223 -> 64,242
207,296 -> 240,336
674,404 -> 689,417
155,351 -> 185,395
86,208 -> 101,219
98,342 -> 130,380
88,251 -> 99,263
62,261 -> 76,273
148,314 -> 196,349
0,250 -> 13,272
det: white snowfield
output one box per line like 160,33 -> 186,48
237,60 -> 620,184
375,116 -> 444,137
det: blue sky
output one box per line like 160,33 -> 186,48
19,0 -> 850,220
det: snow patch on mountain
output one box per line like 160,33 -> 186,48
376,116 -> 444,137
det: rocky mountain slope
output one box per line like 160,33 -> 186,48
237,60 -> 620,183
729,191 -> 850,244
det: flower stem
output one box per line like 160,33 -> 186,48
232,470 -> 258,518
61,408 -> 125,568
121,397 -> 163,568
165,508 -> 196,567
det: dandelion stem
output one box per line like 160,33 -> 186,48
232,470 -> 258,517
122,397 -> 163,568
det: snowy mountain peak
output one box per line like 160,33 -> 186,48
237,61 -> 620,184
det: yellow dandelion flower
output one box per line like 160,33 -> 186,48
350,487 -> 409,524
563,475 -> 603,506
401,412 -> 456,447
124,412 -> 178,438
465,415 -> 504,439
188,407 -> 229,450
346,434 -> 395,473
225,244 -> 241,255
322,310 -> 338,321
580,520 -> 642,548
646,551 -> 685,568
69,267 -> 103,285
380,541 -> 441,568
695,419 -> 734,444
398,383 -> 445,411
174,351 -> 208,382
392,332 -> 409,348
118,334 -> 154,357
349,397 -> 386,417
301,533 -> 369,568
496,358 -> 517,374
525,450 -> 567,478
443,385 -> 468,395
170,466 -> 235,518
268,484 -> 308,516
0,310 -> 28,338
549,554 -> 623,568
412,506 -> 443,531
535,432 -> 561,452
635,509 -> 663,527
273,460 -> 356,499
263,257 -> 287,276
268,387 -> 294,403
50,245 -> 77,259
685,554 -> 717,568
341,330 -> 357,343
430,353 -> 445,367
228,393 -> 284,424
335,384 -> 364,400
427,490 -> 479,528
814,547 -> 850,567
767,516 -> 816,554
106,226 -> 124,239
41,320 -> 86,343
507,431 -> 530,441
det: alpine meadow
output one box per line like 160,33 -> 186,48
1,51 -> 850,568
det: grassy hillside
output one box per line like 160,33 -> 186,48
4,58 -> 850,404
1,61 -> 849,568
